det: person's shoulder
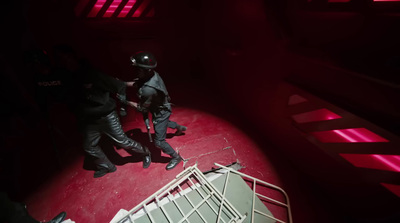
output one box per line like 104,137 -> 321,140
141,85 -> 157,95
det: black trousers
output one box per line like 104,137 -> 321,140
81,110 -> 147,170
152,109 -> 178,156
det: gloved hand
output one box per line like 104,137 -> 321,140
119,107 -> 127,117
116,93 -> 127,104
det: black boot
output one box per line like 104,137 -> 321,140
166,152 -> 182,170
46,211 -> 66,223
8,202 -> 39,223
94,165 -> 117,178
175,125 -> 187,136
143,146 -> 151,169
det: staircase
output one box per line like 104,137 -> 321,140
111,163 -> 292,223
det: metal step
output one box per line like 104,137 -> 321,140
111,164 -> 292,223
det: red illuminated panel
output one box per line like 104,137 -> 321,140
118,0 -> 137,17
87,0 -> 107,17
292,108 -> 341,123
311,128 -> 389,143
103,0 -> 123,17
340,154 -> 400,172
132,0 -> 152,17
288,94 -> 308,105
381,183 -> 400,198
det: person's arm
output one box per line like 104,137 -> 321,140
95,71 -> 127,95
94,72 -> 130,105
125,81 -> 135,87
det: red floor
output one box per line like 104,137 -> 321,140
9,80 -> 342,223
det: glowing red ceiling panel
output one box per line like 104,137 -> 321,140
288,94 -> 308,105
87,0 -> 107,18
340,154 -> 400,172
292,108 -> 342,124
80,0 -> 154,18
311,128 -> 389,143
132,0 -> 151,17
103,0 -> 123,17
381,183 -> 400,198
118,0 -> 137,17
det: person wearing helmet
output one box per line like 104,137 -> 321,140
52,44 -> 151,178
127,51 -> 187,170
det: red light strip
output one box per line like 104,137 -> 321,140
291,108 -> 342,124
373,0 -> 400,2
311,128 -> 389,143
117,0 -> 137,17
381,183 -> 400,198
340,154 -> 400,172
103,0 -> 123,17
132,0 -> 151,17
87,0 -> 107,18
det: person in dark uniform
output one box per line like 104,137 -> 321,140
23,49 -> 67,118
126,51 -> 187,170
52,45 -> 151,178
0,192 -> 66,223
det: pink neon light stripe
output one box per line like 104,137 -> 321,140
381,183 -> 400,198
291,108 -> 342,124
117,0 -> 137,17
87,0 -> 107,18
311,128 -> 389,143
340,154 -> 400,172
103,0 -> 123,17
373,155 -> 400,172
374,0 -> 400,2
132,0 -> 151,17
288,94 -> 308,105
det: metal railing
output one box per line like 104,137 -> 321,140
112,164 -> 247,223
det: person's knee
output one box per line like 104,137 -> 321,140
154,140 -> 164,149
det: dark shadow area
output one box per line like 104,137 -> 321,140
1,0 -> 400,222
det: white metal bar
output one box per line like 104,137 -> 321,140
214,163 -> 293,223
181,190 -> 209,223
115,166 -> 197,223
254,209 -> 286,223
128,215 -> 134,223
192,167 -> 246,222
252,180 -> 256,223
157,169 -> 197,199
256,192 -> 288,207
177,194 -> 212,223
216,171 -> 230,223
168,191 -> 186,218
188,181 -> 222,218
159,205 -> 173,223
143,204 -> 155,222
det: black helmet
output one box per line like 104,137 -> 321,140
130,51 -> 157,69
